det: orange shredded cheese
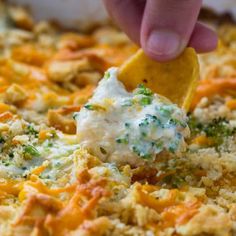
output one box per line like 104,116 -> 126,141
191,78 -> 236,109
45,179 -> 109,236
0,180 -> 23,197
38,130 -> 53,141
191,135 -> 214,146
136,185 -> 178,213
161,201 -> 200,228
19,176 -> 77,202
226,99 -> 236,109
0,103 -> 10,114
11,44 -> 51,67
30,165 -> 47,176
0,112 -> 13,122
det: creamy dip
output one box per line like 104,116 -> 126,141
76,68 -> 189,166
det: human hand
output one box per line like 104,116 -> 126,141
103,0 -> 218,61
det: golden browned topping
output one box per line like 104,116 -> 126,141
1,2 -> 236,236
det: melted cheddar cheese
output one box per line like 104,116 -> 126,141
0,2 -> 236,236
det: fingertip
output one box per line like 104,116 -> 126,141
140,0 -> 202,62
141,29 -> 187,62
189,22 -> 218,53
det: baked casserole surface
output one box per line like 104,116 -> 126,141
1,2 -> 236,236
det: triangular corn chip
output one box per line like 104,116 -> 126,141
118,48 -> 199,111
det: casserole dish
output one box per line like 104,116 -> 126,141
0,1 -> 236,236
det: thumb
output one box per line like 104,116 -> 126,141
141,0 -> 202,61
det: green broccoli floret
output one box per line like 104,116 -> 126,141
188,116 -> 236,147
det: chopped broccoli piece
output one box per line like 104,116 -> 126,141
26,125 -> 38,137
188,116 -> 236,147
134,84 -> 153,96
116,134 -> 129,144
139,96 -> 152,106
0,136 -> 4,143
84,104 -> 105,111
104,71 -> 110,79
73,112 -> 79,120
23,145 -> 40,157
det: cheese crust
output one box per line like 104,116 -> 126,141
0,2 -> 236,236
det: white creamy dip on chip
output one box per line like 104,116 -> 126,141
75,68 -> 189,166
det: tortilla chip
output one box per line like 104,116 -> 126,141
118,48 -> 199,111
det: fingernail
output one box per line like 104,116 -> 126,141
146,29 -> 184,58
